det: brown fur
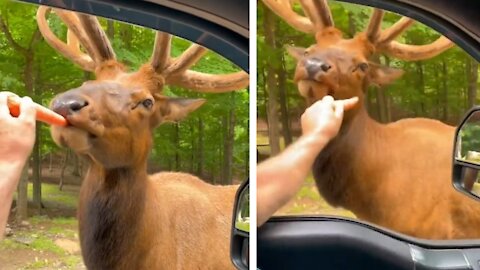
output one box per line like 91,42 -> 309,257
38,9 -> 247,267
285,26 -> 480,239
78,162 -> 237,269
314,108 -> 480,239
50,63 -> 238,269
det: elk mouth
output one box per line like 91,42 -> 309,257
298,80 -> 335,101
51,114 -> 105,154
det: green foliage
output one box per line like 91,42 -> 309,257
0,0 -> 248,183
259,1 -> 480,216
257,0 -> 480,125
459,123 -> 480,158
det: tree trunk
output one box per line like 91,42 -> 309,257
415,61 -> 426,116
196,118 -> 205,178
263,4 -> 281,155
119,24 -> 132,49
59,149 -> 70,191
190,122 -> 195,173
32,123 -> 42,208
441,59 -> 449,122
16,163 -> 29,222
467,56 -> 478,108
49,153 -> 53,172
107,20 -> 115,39
374,56 -> 389,123
174,123 -> 180,171
23,53 -> 43,209
434,63 -> 441,118
72,153 -> 81,176
277,55 -> 293,146
222,93 -> 236,184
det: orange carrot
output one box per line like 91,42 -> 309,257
7,95 -> 68,126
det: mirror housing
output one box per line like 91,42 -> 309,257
453,107 -> 480,201
230,179 -> 249,270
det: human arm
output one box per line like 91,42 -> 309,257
0,92 -> 36,239
256,96 -> 358,226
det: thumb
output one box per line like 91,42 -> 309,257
339,97 -> 359,111
334,101 -> 344,120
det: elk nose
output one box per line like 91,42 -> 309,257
305,58 -> 331,79
51,96 -> 89,117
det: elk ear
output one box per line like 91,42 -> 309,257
152,97 -> 206,126
286,46 -> 306,60
369,62 -> 404,87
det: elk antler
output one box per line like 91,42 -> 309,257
37,7 -> 96,71
263,0 -> 453,61
150,32 -> 249,93
37,7 -> 248,93
262,0 -> 334,33
365,9 -> 454,61
37,6 -> 117,71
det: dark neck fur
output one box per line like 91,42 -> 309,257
79,162 -> 148,270
312,107 -> 379,208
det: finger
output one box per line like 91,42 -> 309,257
334,101 -> 344,119
0,91 -> 19,116
322,95 -> 334,104
18,96 -> 37,124
337,97 -> 359,111
0,92 -> 10,116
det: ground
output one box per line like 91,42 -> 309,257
1,183 -> 85,270
276,176 -> 356,218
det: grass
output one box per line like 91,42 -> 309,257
2,182 -> 83,269
275,175 -> 356,218
24,259 -> 51,269
30,235 -> 66,255
0,238 -> 25,250
27,183 -> 79,208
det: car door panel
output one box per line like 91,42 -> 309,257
258,217 -> 480,270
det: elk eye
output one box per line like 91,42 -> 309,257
141,99 -> 154,109
304,50 -> 309,57
358,62 -> 369,72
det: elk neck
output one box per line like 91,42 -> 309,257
312,102 -> 388,214
78,159 -> 151,269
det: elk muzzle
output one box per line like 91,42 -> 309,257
51,95 -> 89,117
305,58 -> 331,80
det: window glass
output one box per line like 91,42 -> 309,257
258,1 -> 479,239
0,1 -> 248,268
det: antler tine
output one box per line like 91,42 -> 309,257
67,29 -> 81,54
366,9 -> 384,42
380,36 -> 454,61
77,14 -> 116,61
163,44 -> 208,77
167,70 -> 249,93
377,17 -> 415,44
52,9 -> 103,64
298,0 -> 333,28
262,0 -> 315,33
151,32 -> 172,73
36,7 -> 95,71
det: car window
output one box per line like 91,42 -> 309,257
0,0 -> 248,268
258,1 -> 480,239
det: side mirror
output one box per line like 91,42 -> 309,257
230,179 -> 249,270
453,107 -> 480,200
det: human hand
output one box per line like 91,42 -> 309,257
0,92 -> 36,164
301,95 -> 358,141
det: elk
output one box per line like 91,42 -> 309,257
36,6 -> 248,269
263,0 -> 480,239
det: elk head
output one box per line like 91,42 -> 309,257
37,7 -> 249,169
263,0 -> 453,114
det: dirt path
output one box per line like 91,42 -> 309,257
1,183 -> 85,270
